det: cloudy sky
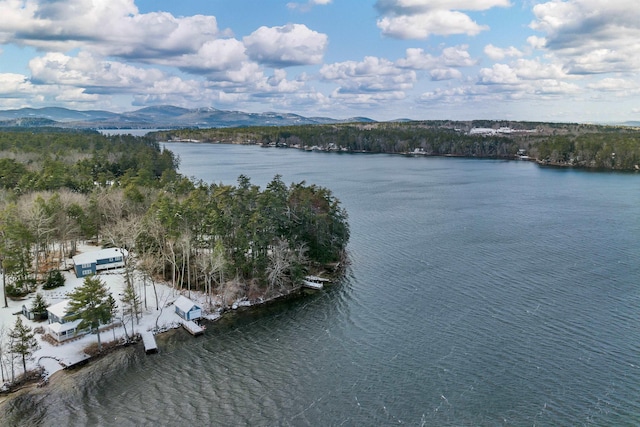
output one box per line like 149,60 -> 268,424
0,0 -> 638,122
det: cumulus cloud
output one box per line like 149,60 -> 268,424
530,0 -> 640,74
419,86 -> 479,103
397,46 -> 477,69
430,68 -> 463,81
587,78 -> 639,92
256,69 -> 306,94
320,56 -> 416,94
484,44 -> 523,60
28,52 -> 166,92
375,0 -> 510,39
169,38 -> 248,75
0,0 -> 232,71
0,73 -> 33,96
478,59 -> 567,84
244,24 -> 328,67
476,61 -> 580,99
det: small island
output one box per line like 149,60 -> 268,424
0,130 -> 349,395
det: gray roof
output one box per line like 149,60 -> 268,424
72,247 -> 128,265
174,295 -> 200,313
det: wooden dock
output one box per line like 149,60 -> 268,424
182,320 -> 205,336
141,331 -> 158,354
302,275 -> 331,290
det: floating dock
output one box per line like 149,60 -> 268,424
302,275 -> 330,290
141,331 -> 158,354
182,320 -> 205,336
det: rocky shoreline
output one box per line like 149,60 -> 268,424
0,276 -> 332,407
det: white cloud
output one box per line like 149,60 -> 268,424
587,78 -> 639,92
419,85 -> 480,103
478,58 -> 567,84
257,69 -> 306,93
397,46 -> 477,69
0,0 -> 226,63
320,56 -> 416,93
375,0 -> 510,39
244,24 -> 328,67
478,64 -> 520,85
484,44 -> 523,60
170,38 -> 248,75
287,0 -> 332,11
28,52 -> 166,92
430,68 -> 463,81
530,0 -> 640,74
0,73 -> 33,96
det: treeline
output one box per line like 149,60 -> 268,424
0,130 -> 178,193
0,130 -> 349,304
152,122 -> 519,158
152,121 -> 640,170
528,132 -> 640,170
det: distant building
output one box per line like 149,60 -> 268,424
72,248 -> 128,278
174,296 -> 202,321
469,127 -> 496,135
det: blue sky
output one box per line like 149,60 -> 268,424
0,0 -> 638,122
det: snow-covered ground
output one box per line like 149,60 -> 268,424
0,244 -> 223,385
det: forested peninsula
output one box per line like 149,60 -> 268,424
152,120 -> 640,171
0,129 -> 350,305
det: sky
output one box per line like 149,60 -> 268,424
0,0 -> 639,123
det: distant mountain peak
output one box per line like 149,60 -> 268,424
0,105 -> 374,129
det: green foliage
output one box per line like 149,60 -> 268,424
9,316 -> 39,374
151,121 -> 640,171
150,122 -> 520,158
0,130 -> 180,194
142,174 -> 349,289
0,129 -> 352,296
30,293 -> 49,321
66,276 -> 115,352
43,270 -> 66,290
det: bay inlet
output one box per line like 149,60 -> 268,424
3,143 -> 640,426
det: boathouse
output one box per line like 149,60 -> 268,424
174,296 -> 202,321
46,299 -> 83,342
72,248 -> 128,278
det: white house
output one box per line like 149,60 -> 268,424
174,296 -> 202,321
72,248 -> 128,278
46,299 -> 83,342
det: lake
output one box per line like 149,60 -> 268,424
3,143 -> 640,426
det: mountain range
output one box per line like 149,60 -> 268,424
0,105 -> 374,129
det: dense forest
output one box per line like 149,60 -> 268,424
152,120 -> 640,171
0,130 -> 349,305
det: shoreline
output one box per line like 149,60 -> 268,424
0,282 -> 317,407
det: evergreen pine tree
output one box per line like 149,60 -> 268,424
66,276 -> 114,352
30,293 -> 49,321
9,317 -> 39,374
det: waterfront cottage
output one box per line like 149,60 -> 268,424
72,248 -> 128,278
174,296 -> 202,321
46,299 -> 83,342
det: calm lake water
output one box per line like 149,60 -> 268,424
4,144 -> 640,426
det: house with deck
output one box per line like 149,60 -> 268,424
174,296 -> 202,321
72,248 -> 128,278
46,299 -> 83,342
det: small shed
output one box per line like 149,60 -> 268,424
174,296 -> 202,321
73,248 -> 128,278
